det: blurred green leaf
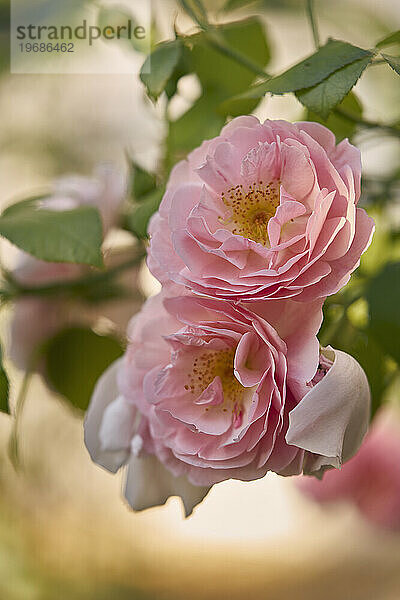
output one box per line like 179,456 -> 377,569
230,39 -> 372,101
190,18 -> 270,99
178,0 -> 208,27
223,0 -> 258,10
125,187 -> 165,238
342,322 -> 390,420
140,40 -> 183,100
376,30 -> 400,49
164,45 -> 192,99
306,91 -> 363,141
45,327 -> 123,412
130,163 -> 157,200
381,53 -> 400,76
366,262 -> 400,365
320,305 -> 390,420
0,343 -> 9,414
2,195 -> 46,217
167,92 -> 225,168
296,56 -> 371,119
165,17 -> 270,164
0,203 -> 103,268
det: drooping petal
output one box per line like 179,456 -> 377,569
285,348 -> 370,473
84,359 -> 130,473
124,453 -> 210,517
99,395 -> 137,453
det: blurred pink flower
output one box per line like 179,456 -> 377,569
8,165 -> 139,371
148,116 -> 374,302
85,292 -> 370,512
297,408 -> 400,531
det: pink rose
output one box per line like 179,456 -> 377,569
85,292 -> 370,511
148,116 -> 374,302
8,164 -> 133,371
296,408 -> 400,531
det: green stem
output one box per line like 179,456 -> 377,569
178,0 -> 208,30
8,370 -> 32,471
3,250 -> 145,300
205,32 -> 270,78
306,0 -> 320,49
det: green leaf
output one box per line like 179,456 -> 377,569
45,327 -> 123,412
296,55 -> 371,119
230,39 -> 372,101
382,53 -> 400,76
125,187 -> 165,238
164,45 -> 192,100
306,91 -> 363,141
320,305 -> 390,420
190,18 -> 270,99
366,262 -> 400,365
341,321 -> 390,420
376,30 -> 400,49
178,0 -> 208,27
130,163 -> 157,200
0,343 -> 9,414
2,195 -> 46,217
140,40 -> 183,100
223,0 -> 258,10
0,203 -> 104,267
167,92 -> 225,168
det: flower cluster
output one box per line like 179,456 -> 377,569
85,117 -> 374,516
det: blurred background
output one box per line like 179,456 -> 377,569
1,0 -> 400,598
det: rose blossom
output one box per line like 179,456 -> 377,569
8,164 -> 139,371
148,116 -> 374,302
296,407 -> 400,531
84,292 -> 370,513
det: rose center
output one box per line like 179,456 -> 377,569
220,180 -> 280,246
184,348 -> 245,425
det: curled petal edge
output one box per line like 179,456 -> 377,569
285,347 -> 371,477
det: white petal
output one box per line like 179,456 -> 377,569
124,453 -> 210,517
99,395 -> 137,453
84,359 -> 130,473
285,347 -> 370,474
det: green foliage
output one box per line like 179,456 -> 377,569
306,91 -> 363,141
296,56 -> 371,119
381,53 -> 400,76
164,45 -> 192,100
235,39 -> 372,100
0,201 -> 104,268
178,0 -> 209,28
0,343 -> 9,414
366,262 -> 400,365
190,18 -> 270,98
165,17 -> 270,167
167,92 -> 226,167
223,0 -> 258,10
44,327 -> 123,412
140,40 -> 183,100
125,187 -> 165,239
130,162 -> 157,199
320,299 -> 392,420
376,30 -> 400,49
125,163 -> 163,238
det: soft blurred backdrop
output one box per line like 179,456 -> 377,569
1,0 -> 400,598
